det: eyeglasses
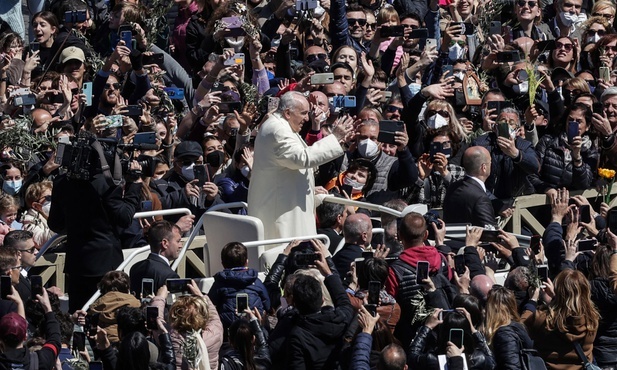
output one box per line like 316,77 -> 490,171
588,29 -> 606,37
366,22 -> 377,30
104,82 -> 121,90
38,195 -> 51,203
9,266 -> 22,271
348,18 -> 367,27
556,42 -> 573,51
385,105 -> 403,113
18,247 -> 36,255
427,109 -> 450,117
517,0 -> 537,7
71,88 -> 79,95
592,12 -> 613,19
603,45 -> 617,53
306,53 -> 328,63
449,40 -> 467,47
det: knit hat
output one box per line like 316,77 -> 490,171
0,313 -> 27,345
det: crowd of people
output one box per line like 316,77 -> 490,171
0,0 -> 617,368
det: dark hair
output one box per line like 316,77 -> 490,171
452,294 -> 483,329
146,220 -> 177,253
548,102 -> 592,136
228,319 -> 257,370
330,62 -> 355,76
111,2 -> 145,28
56,0 -> 88,22
32,11 -> 60,32
316,201 -> 346,229
221,242 -> 248,268
58,312 -> 74,346
116,306 -> 147,338
437,310 -> 473,355
98,271 -> 131,294
3,230 -> 33,249
0,247 -> 18,273
398,213 -> 427,246
589,244 -> 611,279
358,257 -> 389,289
346,158 -> 377,195
0,33 -> 23,53
292,274 -> 323,315
481,88 -> 506,105
399,12 -> 422,25
116,331 -> 150,370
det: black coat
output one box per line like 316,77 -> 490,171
443,177 -> 496,227
129,254 -> 179,298
491,322 -> 534,370
590,277 -> 617,365
332,243 -> 363,280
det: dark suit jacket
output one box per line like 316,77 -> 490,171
318,228 -> 344,255
129,254 -> 179,297
332,243 -> 364,279
15,274 -> 31,303
443,176 -> 496,227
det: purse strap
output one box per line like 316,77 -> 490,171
573,341 -> 590,365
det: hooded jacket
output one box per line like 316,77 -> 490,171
208,268 -> 271,329
88,291 -> 141,343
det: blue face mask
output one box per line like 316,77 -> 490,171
266,70 -> 275,80
588,84 -> 595,94
2,179 -> 22,196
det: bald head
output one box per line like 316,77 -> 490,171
462,146 -> 490,176
469,274 -> 495,303
32,108 -> 53,133
513,37 -> 534,58
343,213 -> 372,246
379,344 -> 408,370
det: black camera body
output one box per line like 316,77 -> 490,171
423,212 -> 443,241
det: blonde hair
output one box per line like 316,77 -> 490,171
169,296 -> 210,333
563,77 -> 592,94
25,180 -> 52,208
0,195 -> 19,214
484,286 -> 520,345
592,0 -> 616,16
546,269 -> 599,333
424,99 -> 469,141
377,5 -> 399,25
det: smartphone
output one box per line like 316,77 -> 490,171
439,309 -> 455,321
267,97 -> 280,112
364,304 -> 377,317
89,362 -> 103,370
81,82 -> 92,107
489,21 -> 501,36
429,141 -> 452,160
236,293 -> 249,312
362,251 -> 375,259
14,94 -> 36,106
105,115 -> 123,128
163,87 -> 185,100
454,22 -> 475,35
537,265 -> 549,284
379,90 -> 393,103
295,252 -> 318,267
331,96 -> 357,108
579,204 -> 591,224
496,51 -> 521,63
487,100 -> 511,115
143,53 -> 164,66
125,105 -> 143,116
46,92 -> 65,104
193,164 -> 209,187
30,42 -> 39,52
30,275 -> 43,300
497,122 -> 511,138
600,66 -> 611,82
567,121 -> 579,144
73,331 -> 86,351
296,0 -> 318,10
454,255 -> 466,275
224,53 -> 245,66
341,183 -> 353,196
449,328 -> 464,348
133,132 -> 157,145
480,229 -> 501,243
377,120 -> 404,145
441,64 -> 454,78
380,25 -> 405,37
578,238 -> 597,252
593,102 -> 604,115
141,278 -> 154,297
140,200 -> 153,212
87,313 -> 99,337
408,28 -> 429,39
0,276 -> 10,300
368,280 -> 381,305
425,38 -> 437,50
166,278 -> 191,293
530,235 -> 541,255
146,306 -> 158,330
416,261 -> 429,285
219,101 -> 242,114
120,30 -> 132,51
310,73 -> 335,85
221,16 -> 245,37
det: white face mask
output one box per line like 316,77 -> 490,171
427,113 -> 449,130
41,201 -> 51,216
454,72 -> 465,81
448,43 -> 465,61
181,164 -> 195,180
409,83 -> 422,96
224,36 -> 245,52
313,2 -> 326,17
512,81 -> 529,94
559,11 -> 577,27
343,176 -> 364,193
587,33 -> 601,44
316,111 -> 328,124
240,165 -> 251,178
357,139 -> 379,158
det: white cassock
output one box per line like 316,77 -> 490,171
248,113 -> 344,240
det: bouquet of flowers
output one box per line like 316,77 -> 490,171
598,168 -> 616,204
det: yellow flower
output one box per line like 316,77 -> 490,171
599,168 -> 616,180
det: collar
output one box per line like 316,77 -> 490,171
151,253 -> 170,266
552,17 -> 573,37
467,175 -> 487,193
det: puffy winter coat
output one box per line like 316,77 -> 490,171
491,322 -> 535,370
590,277 -> 617,366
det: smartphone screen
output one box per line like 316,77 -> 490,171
141,278 -> 154,297
146,306 -> 158,330
609,209 -> 617,235
568,121 -> 579,143
578,239 -> 597,252
73,331 -> 86,351
236,293 -> 249,312
89,362 -> 103,370
88,313 -> 99,337
454,255 -> 466,275
537,265 -> 549,283
530,235 -> 541,255
0,276 -> 11,300
449,328 -> 464,348
364,304 -> 377,317
368,281 -> 381,305
193,164 -> 208,187
82,82 -> 92,107
141,200 -> 153,212
30,275 -> 43,300
579,205 -> 591,224
416,261 -> 429,285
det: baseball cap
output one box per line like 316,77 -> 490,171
0,313 -> 27,345
174,141 -> 203,159
60,46 -> 86,64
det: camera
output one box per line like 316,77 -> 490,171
423,211 -> 443,241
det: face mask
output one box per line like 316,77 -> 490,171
589,84 -> 595,94
316,111 -> 328,124
224,36 -> 245,52
448,43 -> 465,61
343,176 -> 364,193
559,11 -> 577,27
41,201 -> 51,216
2,179 -> 21,195
313,3 -> 326,17
266,70 -> 275,80
427,113 -> 449,130
357,139 -> 379,158
409,83 -> 422,96
512,81 -> 529,94
240,165 -> 251,178
587,33 -> 601,44
206,151 -> 225,168
454,72 -> 465,81
181,163 -> 195,180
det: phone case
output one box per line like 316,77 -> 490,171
82,82 -> 92,107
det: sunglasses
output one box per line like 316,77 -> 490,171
348,18 -> 367,27
71,88 -> 79,95
366,23 -> 377,30
603,45 -> 617,52
104,82 -> 121,90
517,0 -> 537,7
555,42 -> 573,51
427,109 -> 450,117
306,53 -> 328,63
586,79 -> 597,87
386,105 -> 403,113
449,40 -> 467,47
588,29 -> 606,37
